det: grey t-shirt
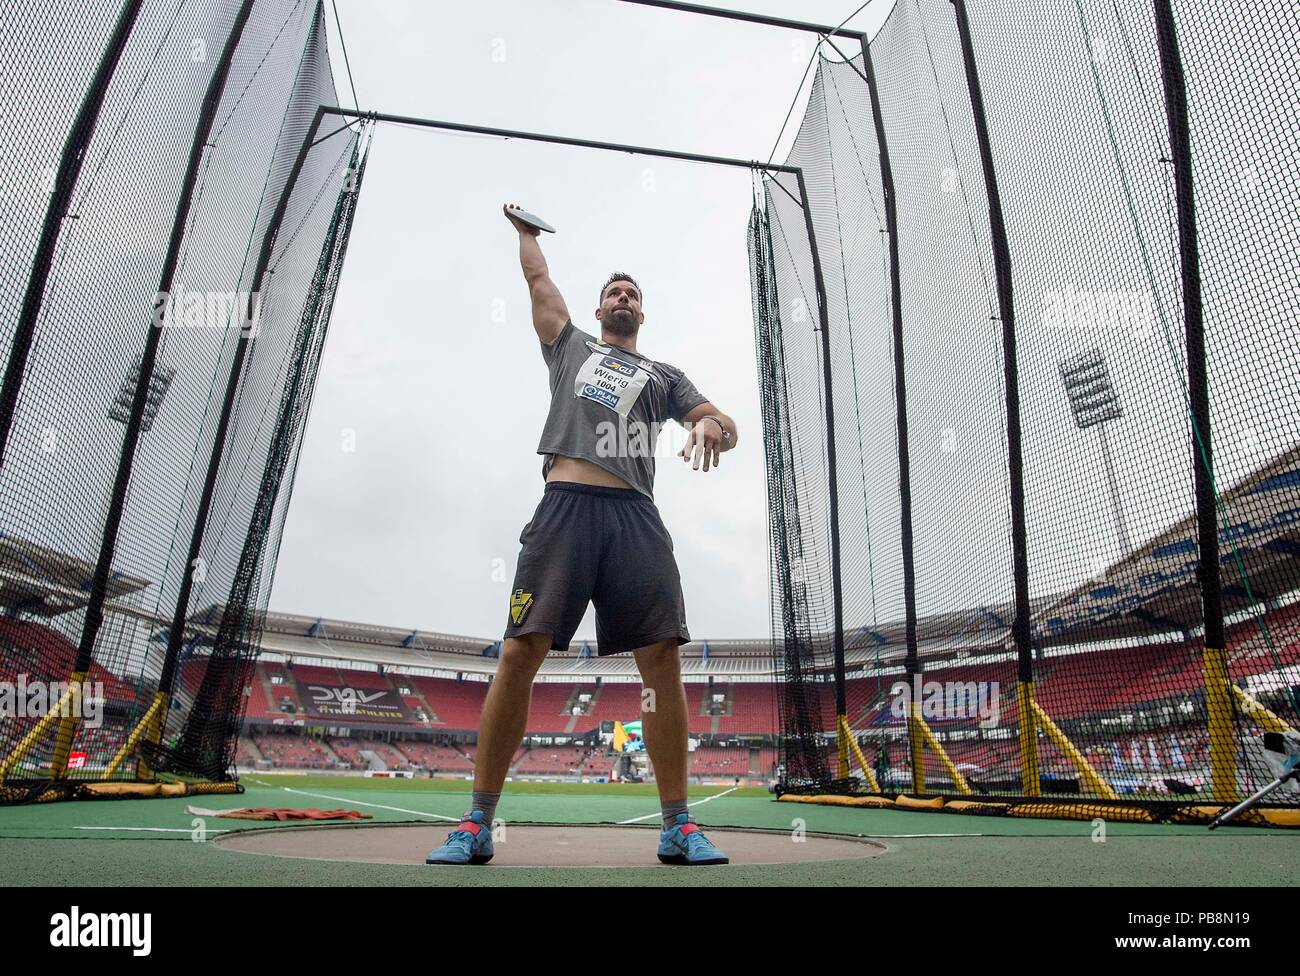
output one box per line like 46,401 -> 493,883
536,318 -> 709,500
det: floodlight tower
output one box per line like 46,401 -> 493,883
109,354 -> 175,432
1058,348 -> 1132,556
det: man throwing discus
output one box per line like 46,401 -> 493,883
426,203 -> 738,866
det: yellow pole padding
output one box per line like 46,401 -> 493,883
1010,801 -> 1156,824
1231,684 -> 1294,735
48,671 -> 89,780
837,715 -> 880,793
1203,646 -> 1239,804
135,691 -> 169,780
105,691 -> 167,779
908,700 -> 926,794
1017,680 -> 1041,797
0,678 -> 84,780
911,711 -> 974,796
1029,698 -> 1118,800
836,712 -> 850,780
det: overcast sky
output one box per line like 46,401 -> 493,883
267,1 -> 895,642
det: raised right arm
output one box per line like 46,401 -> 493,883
504,203 -> 570,344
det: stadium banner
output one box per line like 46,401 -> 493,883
294,682 -> 412,722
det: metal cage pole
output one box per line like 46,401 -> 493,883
617,0 -> 886,787
101,1 -> 258,782
158,102 -> 841,771
948,0 -> 1038,796
1153,0 -> 1235,804
848,32 -> 922,795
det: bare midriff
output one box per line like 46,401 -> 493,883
546,454 -> 634,490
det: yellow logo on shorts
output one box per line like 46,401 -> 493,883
510,587 -> 534,625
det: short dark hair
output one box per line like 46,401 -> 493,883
601,272 -> 641,305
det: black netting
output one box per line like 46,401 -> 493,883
762,0 -> 1299,814
0,0 -> 366,798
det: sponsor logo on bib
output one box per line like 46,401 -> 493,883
580,384 -> 622,410
601,355 -> 637,377
573,350 -> 651,418
584,339 -> 656,374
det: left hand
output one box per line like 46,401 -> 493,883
679,417 -> 724,472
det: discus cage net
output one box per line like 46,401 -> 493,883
0,0 -> 367,802
753,0 -> 1300,820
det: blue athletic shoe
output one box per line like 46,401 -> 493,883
657,813 -> 729,865
425,810 -> 494,865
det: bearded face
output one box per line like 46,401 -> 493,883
599,279 -> 642,339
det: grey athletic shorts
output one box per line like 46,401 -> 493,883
503,481 -> 691,656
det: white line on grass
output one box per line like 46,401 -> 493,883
73,826 -> 231,833
274,785 -> 459,821
67,784 -> 456,834
862,832 -> 986,838
618,786 -> 739,825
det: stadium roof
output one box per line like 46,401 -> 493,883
0,532 -> 151,618
1031,443 -> 1300,646
245,609 -> 779,680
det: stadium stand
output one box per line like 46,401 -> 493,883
202,591 -> 1298,788
252,732 -> 338,770
395,741 -> 474,772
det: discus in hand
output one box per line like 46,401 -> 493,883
505,203 -> 557,234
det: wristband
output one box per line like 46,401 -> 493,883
701,415 -> 730,440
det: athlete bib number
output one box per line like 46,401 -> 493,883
573,351 -> 651,418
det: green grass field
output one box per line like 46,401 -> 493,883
1,773 -> 1296,886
